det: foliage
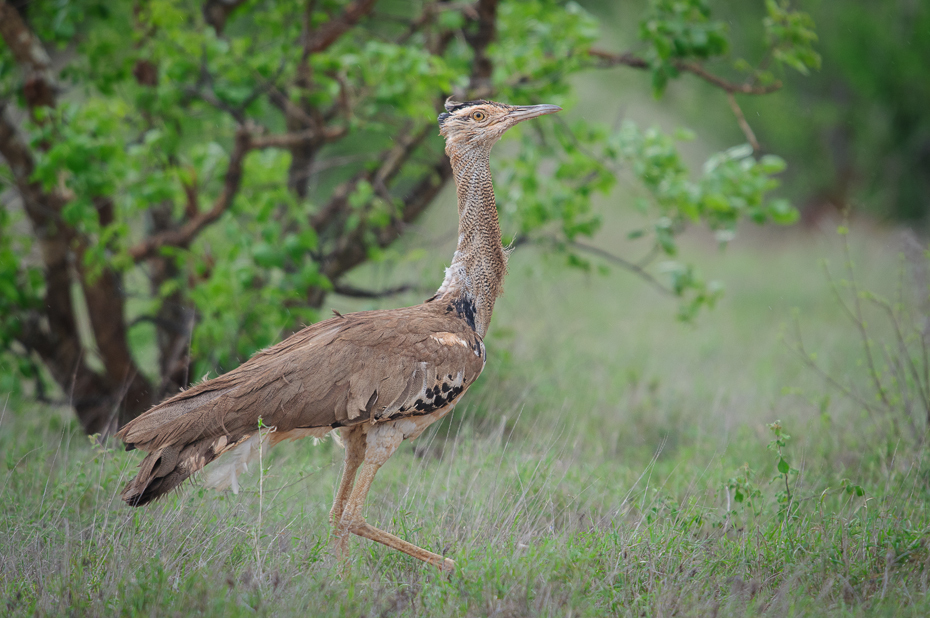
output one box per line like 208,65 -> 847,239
0,0 -> 818,431
640,0 -> 729,96
762,0 -> 820,76
696,0 -> 929,222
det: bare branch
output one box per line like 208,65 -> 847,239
676,60 -> 782,95
587,49 -> 648,70
130,126 -> 253,262
332,282 -> 425,299
589,49 -> 782,95
726,92 -> 761,152
251,125 -> 347,150
518,235 -> 674,297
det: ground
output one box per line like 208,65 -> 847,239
2,220 -> 929,616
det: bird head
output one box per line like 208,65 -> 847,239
438,99 -> 561,153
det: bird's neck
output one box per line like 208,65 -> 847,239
436,145 -> 507,337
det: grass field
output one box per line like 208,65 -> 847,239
2,221 -> 929,616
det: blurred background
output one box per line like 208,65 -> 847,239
584,0 -> 930,224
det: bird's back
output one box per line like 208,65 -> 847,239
117,299 -> 485,505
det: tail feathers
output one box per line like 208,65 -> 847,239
121,437 -> 224,506
120,420 -> 335,506
116,387 -> 233,450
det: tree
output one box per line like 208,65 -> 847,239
674,0 -> 929,223
0,0 -> 818,434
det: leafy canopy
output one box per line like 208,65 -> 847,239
0,0 -> 818,412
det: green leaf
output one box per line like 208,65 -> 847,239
777,458 -> 790,475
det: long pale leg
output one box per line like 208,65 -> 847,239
329,427 -> 366,560
340,460 -> 455,572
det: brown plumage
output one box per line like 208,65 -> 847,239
117,98 -> 561,571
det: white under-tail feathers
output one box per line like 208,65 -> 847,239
201,425 -> 332,494
201,432 -> 263,494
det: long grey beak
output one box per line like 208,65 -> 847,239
508,104 -> 562,123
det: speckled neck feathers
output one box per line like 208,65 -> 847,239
435,140 -> 507,338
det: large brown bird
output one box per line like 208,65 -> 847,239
117,98 -> 561,572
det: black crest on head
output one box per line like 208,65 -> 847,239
444,98 -> 490,112
438,97 -> 494,127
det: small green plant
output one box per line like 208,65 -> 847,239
767,420 -> 798,522
254,416 -> 275,584
724,463 -> 763,522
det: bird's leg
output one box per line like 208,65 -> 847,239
329,427 -> 366,560
342,432 -> 455,571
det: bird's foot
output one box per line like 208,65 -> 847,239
344,516 -> 455,573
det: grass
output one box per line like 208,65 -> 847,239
2,223 -> 930,616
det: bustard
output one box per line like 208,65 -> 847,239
117,98 -> 561,572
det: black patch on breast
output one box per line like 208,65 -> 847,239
448,297 -> 477,331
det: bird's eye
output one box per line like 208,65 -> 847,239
472,111 -> 486,121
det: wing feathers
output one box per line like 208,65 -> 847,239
117,304 -> 485,505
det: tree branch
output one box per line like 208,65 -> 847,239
587,49 -> 648,70
726,92 -> 761,152
465,0 -> 499,95
129,126 -> 253,262
312,156 -> 453,301
183,84 -> 248,125
588,49 -> 782,95
304,0 -> 380,54
568,240 -> 672,296
332,282 -> 423,299
203,0 -> 250,35
75,199 -> 154,422
0,0 -> 58,108
516,235 -> 674,297
251,125 -> 347,150
309,124 -> 432,234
